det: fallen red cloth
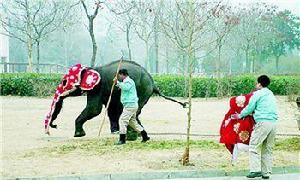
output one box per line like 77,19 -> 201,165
219,93 -> 255,154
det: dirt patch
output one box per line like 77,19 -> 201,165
1,96 -> 299,178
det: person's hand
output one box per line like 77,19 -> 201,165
231,113 -> 240,120
113,77 -> 118,84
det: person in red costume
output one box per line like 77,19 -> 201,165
219,93 -> 255,165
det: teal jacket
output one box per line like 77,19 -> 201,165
239,88 -> 278,122
116,76 -> 139,108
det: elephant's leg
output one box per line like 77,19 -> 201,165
136,96 -> 151,126
74,93 -> 102,137
107,98 -> 123,133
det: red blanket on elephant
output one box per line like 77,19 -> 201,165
219,93 -> 255,154
44,64 -> 100,133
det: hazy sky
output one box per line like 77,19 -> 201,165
229,0 -> 300,15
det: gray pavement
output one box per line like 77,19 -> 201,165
4,166 -> 299,180
174,173 -> 300,180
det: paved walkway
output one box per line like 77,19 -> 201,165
5,166 -> 299,180
174,173 -> 300,180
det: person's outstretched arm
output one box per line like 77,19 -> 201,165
238,93 -> 259,119
116,80 -> 133,91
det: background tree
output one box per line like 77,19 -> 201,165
80,0 -> 103,67
31,0 -> 77,72
267,10 -> 300,73
235,3 -> 276,73
2,0 -> 299,75
1,0 -> 76,72
159,0 -> 221,165
1,0 -> 36,71
133,0 -> 155,71
210,5 -> 239,77
106,0 -> 136,61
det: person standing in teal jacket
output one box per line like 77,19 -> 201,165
232,75 -> 278,179
114,69 -> 150,145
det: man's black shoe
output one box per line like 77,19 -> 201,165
246,172 -> 262,178
141,130 -> 150,143
116,134 -> 126,145
262,175 -> 270,179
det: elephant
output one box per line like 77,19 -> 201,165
46,60 -> 187,137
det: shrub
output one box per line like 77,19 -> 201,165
153,74 -> 300,97
0,73 -> 61,97
1,73 -> 299,98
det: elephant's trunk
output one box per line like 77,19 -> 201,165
49,97 -> 64,129
44,88 -> 83,133
44,96 -> 64,134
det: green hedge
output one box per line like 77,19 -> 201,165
1,73 -> 299,98
0,73 -> 61,97
153,75 -> 300,98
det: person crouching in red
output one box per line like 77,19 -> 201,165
219,93 -> 255,165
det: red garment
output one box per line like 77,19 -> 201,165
219,93 -> 255,154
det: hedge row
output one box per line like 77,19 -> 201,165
0,73 -> 61,97
1,73 -> 299,97
154,75 -> 300,98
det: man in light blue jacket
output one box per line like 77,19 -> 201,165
232,75 -> 278,179
114,69 -> 150,145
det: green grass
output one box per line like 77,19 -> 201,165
274,137 -> 300,151
23,137 -> 299,158
39,138 -> 222,156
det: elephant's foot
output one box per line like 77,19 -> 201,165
110,126 -> 120,134
111,129 -> 119,134
74,129 -> 86,137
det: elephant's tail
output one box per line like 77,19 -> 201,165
153,86 -> 188,108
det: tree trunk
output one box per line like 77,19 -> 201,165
145,42 -> 149,71
36,41 -> 40,73
182,50 -> 193,166
64,32 -> 68,66
89,18 -> 97,67
229,57 -> 232,75
27,39 -> 33,72
166,46 -> 169,74
216,43 -> 222,78
182,1 -> 195,165
251,58 -> 255,73
184,54 -> 189,98
216,43 -> 223,98
276,56 -> 280,73
126,25 -> 132,61
25,0 -> 32,72
154,15 -> 159,73
245,47 -> 250,73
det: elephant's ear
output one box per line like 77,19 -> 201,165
79,69 -> 101,90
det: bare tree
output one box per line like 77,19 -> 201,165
1,0 -> 77,72
236,3 -> 275,73
208,4 -> 239,96
210,5 -> 239,78
159,0 -> 221,165
1,0 -> 35,71
32,1 -> 78,72
133,0 -> 155,71
81,0 -> 103,67
106,0 -> 136,61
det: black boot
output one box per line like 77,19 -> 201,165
116,134 -> 126,145
141,130 -> 150,143
246,172 -> 262,178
